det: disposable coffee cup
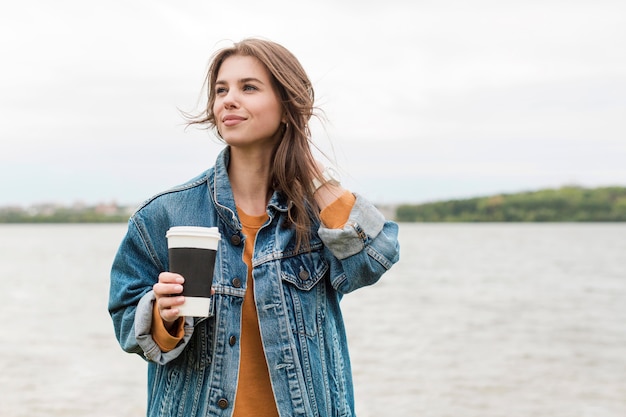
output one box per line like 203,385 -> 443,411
166,226 -> 221,317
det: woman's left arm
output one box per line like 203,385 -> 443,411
315,185 -> 400,294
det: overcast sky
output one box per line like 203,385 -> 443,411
1,0 -> 625,206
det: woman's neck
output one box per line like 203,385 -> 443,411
228,146 -> 273,216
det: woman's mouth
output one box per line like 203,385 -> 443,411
222,115 -> 246,127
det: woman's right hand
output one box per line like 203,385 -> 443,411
153,272 -> 185,326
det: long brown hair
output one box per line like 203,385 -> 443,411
187,38 -> 323,250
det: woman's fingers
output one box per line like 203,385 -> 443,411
157,295 -> 185,322
158,272 -> 184,285
153,281 -> 184,297
153,272 -> 216,322
154,272 -> 185,322
154,272 -> 184,296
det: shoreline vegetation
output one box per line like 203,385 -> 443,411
1,186 -> 625,223
397,186 -> 626,222
0,201 -> 134,224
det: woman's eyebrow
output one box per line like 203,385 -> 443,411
239,77 -> 264,85
215,77 -> 265,85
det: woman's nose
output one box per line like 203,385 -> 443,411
222,91 -> 239,108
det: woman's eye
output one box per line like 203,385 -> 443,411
216,87 -> 227,95
243,84 -> 257,92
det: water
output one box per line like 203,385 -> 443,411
1,223 -> 625,417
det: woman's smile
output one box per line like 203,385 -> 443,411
222,114 -> 247,127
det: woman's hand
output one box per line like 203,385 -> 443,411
153,272 -> 185,327
312,160 -> 345,210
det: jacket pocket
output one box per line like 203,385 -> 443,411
279,251 -> 328,291
280,251 -> 329,340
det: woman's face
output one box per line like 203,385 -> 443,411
213,55 -> 285,149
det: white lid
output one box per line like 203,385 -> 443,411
166,226 -> 221,240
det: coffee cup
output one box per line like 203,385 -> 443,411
166,226 -> 221,317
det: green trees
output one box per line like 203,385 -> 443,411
396,186 -> 626,222
0,205 -> 131,223
3,186 -> 626,223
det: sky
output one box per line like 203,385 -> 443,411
1,0 -> 625,206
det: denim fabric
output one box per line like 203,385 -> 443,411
109,147 -> 400,417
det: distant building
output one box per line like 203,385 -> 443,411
95,202 -> 119,216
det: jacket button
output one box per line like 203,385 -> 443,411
229,335 -> 237,346
217,398 -> 229,409
230,234 -> 242,245
232,277 -> 242,288
299,270 -> 310,280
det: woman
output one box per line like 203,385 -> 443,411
109,38 -> 400,417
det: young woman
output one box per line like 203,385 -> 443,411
109,38 -> 400,417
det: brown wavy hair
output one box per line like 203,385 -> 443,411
186,38 -> 324,251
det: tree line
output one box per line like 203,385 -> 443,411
0,206 -> 131,223
2,186 -> 625,223
396,186 -> 626,222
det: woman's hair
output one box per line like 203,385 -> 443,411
187,38 -> 323,251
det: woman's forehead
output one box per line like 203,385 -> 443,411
216,55 -> 270,83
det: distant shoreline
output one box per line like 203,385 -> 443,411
396,185 -> 626,222
1,185 -> 625,223
0,202 -> 134,224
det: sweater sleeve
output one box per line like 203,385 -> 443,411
151,302 -> 185,352
319,191 -> 356,229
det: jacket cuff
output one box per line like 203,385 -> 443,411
134,290 -> 194,365
317,194 -> 386,259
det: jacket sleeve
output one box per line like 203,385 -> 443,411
317,193 -> 400,294
108,217 -> 196,365
134,289 -> 195,364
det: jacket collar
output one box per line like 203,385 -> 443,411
210,147 -> 289,230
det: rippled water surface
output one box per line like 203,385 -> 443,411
1,223 -> 625,416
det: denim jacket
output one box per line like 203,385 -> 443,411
109,147 -> 400,417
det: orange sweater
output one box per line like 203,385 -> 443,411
232,209 -> 278,416
152,191 -> 356,414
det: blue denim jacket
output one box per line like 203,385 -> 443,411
109,147 -> 400,417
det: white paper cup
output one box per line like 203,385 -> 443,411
166,226 -> 221,317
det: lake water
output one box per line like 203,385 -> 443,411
0,223 -> 625,417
